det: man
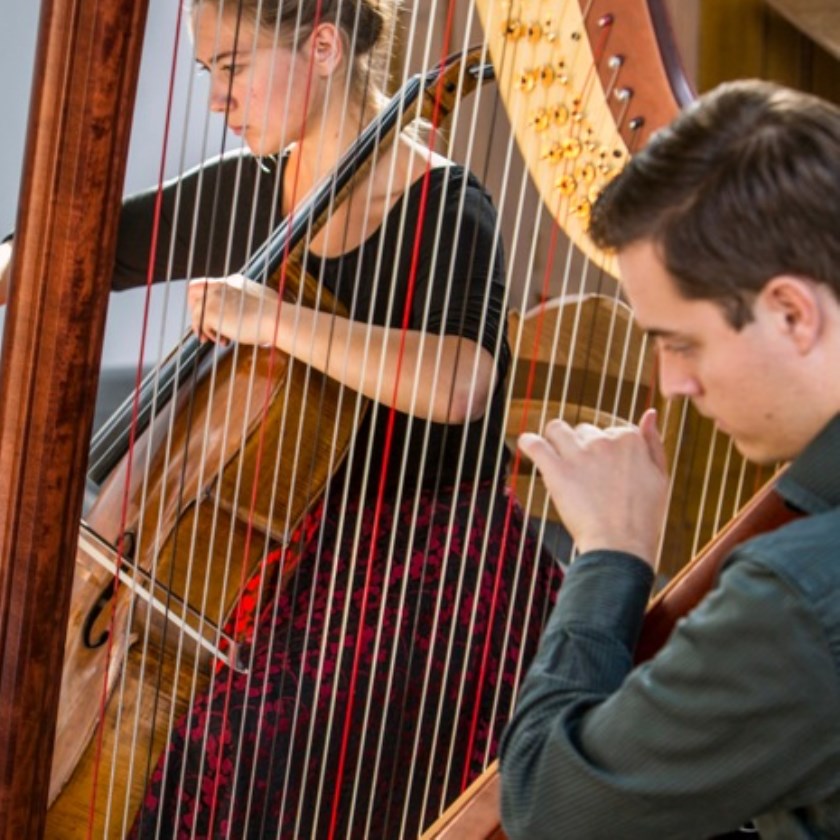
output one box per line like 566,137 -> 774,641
499,79 -> 840,839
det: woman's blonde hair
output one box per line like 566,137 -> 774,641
196,0 -> 399,113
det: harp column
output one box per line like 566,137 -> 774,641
0,0 -> 149,834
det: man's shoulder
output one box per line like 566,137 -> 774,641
725,506 -> 840,625
734,506 -> 840,572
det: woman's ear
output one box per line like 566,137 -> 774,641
761,275 -> 823,353
308,23 -> 344,76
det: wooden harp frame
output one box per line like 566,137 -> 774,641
0,0 -> 150,834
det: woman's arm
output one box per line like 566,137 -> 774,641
188,275 -> 495,424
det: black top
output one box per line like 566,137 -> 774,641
114,150 -> 511,497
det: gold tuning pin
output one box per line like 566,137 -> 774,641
503,19 -> 524,40
529,108 -> 550,132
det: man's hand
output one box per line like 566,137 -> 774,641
518,409 -> 669,567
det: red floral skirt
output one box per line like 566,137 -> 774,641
130,481 -> 562,839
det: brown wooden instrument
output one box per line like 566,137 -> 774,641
0,1 -> 151,834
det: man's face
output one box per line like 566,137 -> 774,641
617,239 -> 816,465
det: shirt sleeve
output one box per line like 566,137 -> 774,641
499,549 -> 839,839
408,170 -> 510,379
112,150 -> 282,290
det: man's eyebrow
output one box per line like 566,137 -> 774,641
641,328 -> 678,341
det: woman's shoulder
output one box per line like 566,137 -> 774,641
397,159 -> 493,221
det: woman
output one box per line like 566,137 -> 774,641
120,0 -> 562,836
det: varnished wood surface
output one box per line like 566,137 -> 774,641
46,631 -> 204,838
699,0 -> 840,104
0,0 -> 150,835
764,0 -> 840,59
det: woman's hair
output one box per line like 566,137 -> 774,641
588,79 -> 840,328
200,0 -> 399,112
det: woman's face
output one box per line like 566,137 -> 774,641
191,3 -> 318,155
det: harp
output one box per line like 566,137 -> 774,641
0,1 -> 795,838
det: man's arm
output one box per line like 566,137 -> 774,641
500,413 -> 838,839
499,550 -> 838,839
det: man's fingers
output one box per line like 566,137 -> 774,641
517,431 -> 560,466
639,408 -> 669,474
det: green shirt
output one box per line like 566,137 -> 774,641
500,415 -> 840,839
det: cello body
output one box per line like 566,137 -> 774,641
48,259 -> 358,809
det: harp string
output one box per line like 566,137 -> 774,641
86,0 -> 211,834
143,4 -> 492,832
185,3 -> 352,834
103,1 -> 295,830
318,6 -> 494,832
50,0 -> 688,832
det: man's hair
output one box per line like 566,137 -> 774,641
588,80 -> 840,328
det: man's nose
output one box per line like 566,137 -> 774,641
658,355 -> 701,400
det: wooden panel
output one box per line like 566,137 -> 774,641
699,0 -> 840,103
764,0 -> 840,59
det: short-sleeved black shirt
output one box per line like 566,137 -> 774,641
115,150 -> 511,497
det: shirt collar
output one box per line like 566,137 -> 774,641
776,413 -> 840,514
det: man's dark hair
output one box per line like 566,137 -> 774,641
588,80 -> 840,328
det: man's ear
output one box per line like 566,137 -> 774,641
308,23 -> 344,76
760,275 -> 823,353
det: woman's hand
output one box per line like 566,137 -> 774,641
187,273 -> 280,347
0,241 -> 12,306
518,408 -> 669,567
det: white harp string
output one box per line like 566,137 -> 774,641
54,3 -> 776,839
